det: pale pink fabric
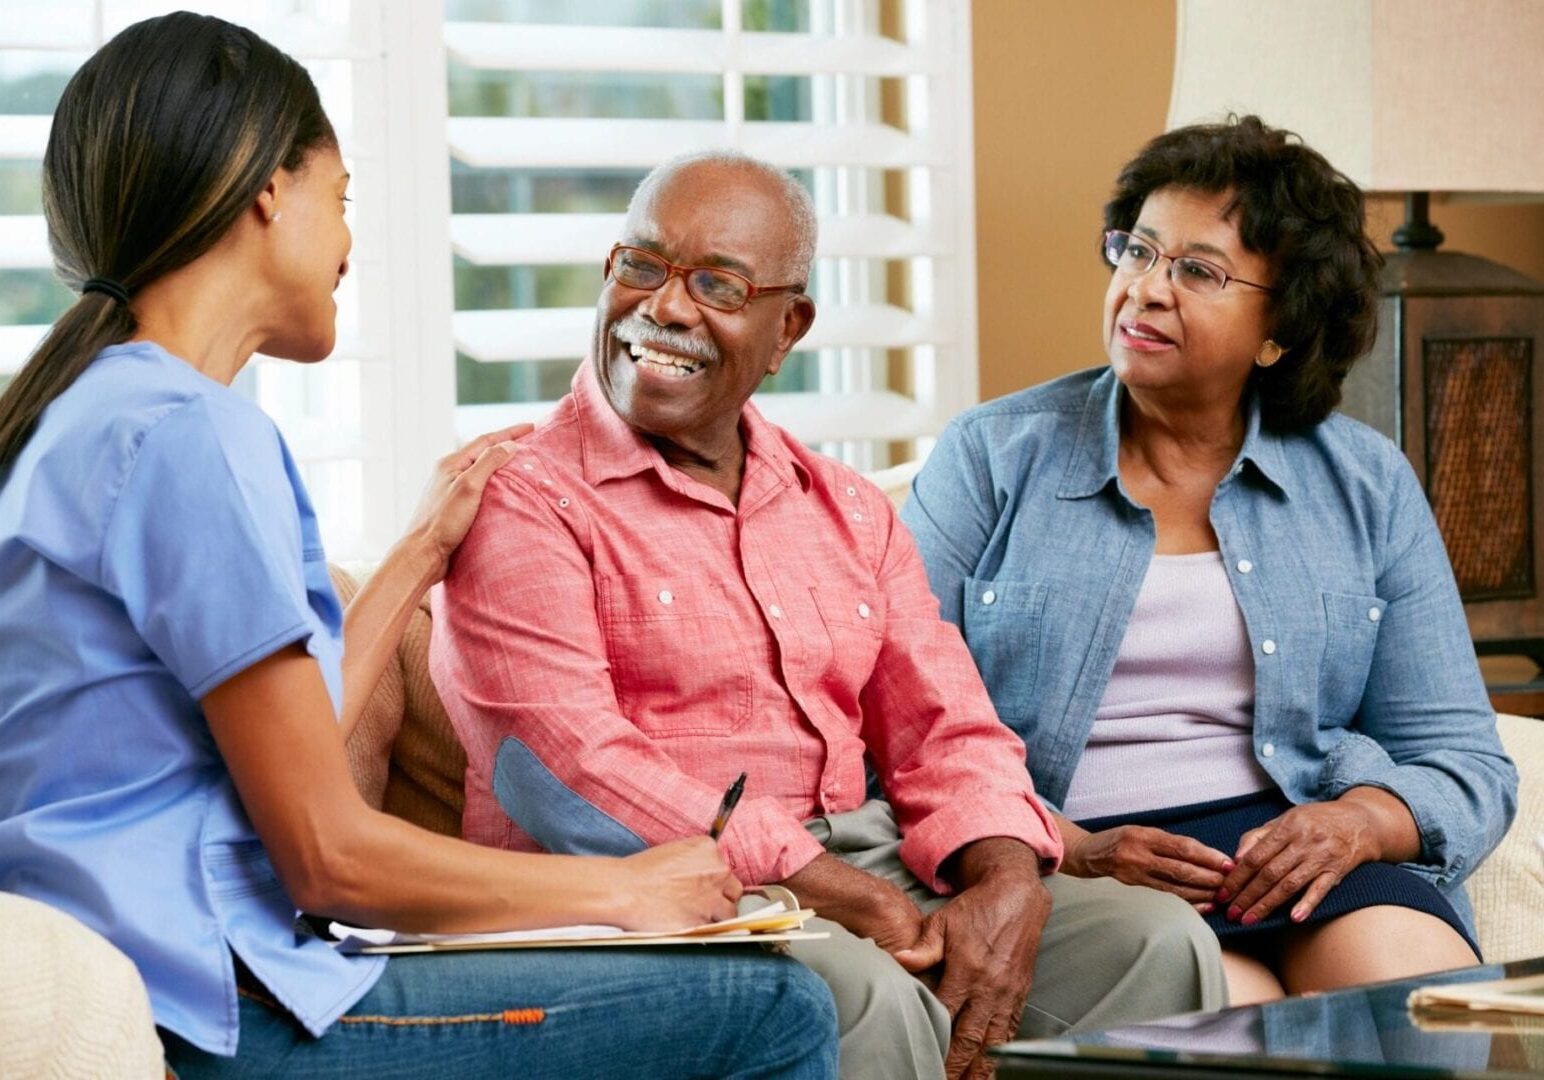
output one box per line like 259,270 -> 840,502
1063,551 -> 1272,821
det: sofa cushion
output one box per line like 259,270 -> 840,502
1467,712 -> 1544,963
0,892 -> 162,1078
331,566 -> 463,836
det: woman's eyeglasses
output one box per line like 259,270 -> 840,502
1103,230 -> 1274,296
604,244 -> 804,313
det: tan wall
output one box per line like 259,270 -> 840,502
971,0 -> 1544,405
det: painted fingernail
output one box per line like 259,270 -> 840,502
1241,912 -> 1259,927
1198,902 -> 1214,914
1226,905 -> 1242,922
1215,888 -> 1231,902
1221,860 -> 1235,872
1291,907 -> 1306,923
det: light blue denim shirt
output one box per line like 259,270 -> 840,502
902,366 -> 1516,929
0,342 -> 384,1055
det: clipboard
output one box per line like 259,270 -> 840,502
327,885 -> 828,955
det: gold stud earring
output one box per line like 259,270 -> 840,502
1255,340 -> 1283,368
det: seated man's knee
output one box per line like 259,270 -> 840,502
1114,887 -> 1224,1008
1068,880 -> 1225,1013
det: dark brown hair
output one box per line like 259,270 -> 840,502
0,12 -> 335,469
1103,115 -> 1383,432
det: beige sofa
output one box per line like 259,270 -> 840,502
5,473 -> 1544,1073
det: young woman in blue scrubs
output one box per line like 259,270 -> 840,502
0,13 -> 836,1077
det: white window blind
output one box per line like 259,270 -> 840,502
440,0 -> 979,469
0,0 -> 455,563
3,0 -> 982,560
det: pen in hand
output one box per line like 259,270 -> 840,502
709,772 -> 747,840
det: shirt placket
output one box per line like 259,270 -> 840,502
737,470 -> 851,814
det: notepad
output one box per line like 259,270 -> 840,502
1408,972 -> 1544,1017
328,889 -> 827,954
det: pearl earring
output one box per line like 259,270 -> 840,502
272,211 -> 283,223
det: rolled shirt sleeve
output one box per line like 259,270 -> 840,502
861,488 -> 1063,892
1321,457 -> 1518,886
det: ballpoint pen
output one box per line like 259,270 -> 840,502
709,772 -> 747,839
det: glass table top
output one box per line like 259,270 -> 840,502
992,955 -> 1544,1079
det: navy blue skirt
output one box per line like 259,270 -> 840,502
1076,790 -> 1480,959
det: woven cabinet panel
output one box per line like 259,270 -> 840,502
1424,336 -> 1534,601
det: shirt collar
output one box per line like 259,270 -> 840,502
1057,366 -> 1293,501
572,360 -> 811,494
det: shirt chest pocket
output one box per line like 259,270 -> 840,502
961,577 -> 1048,724
597,574 -> 752,738
810,585 -> 885,698
1318,590 -> 1385,722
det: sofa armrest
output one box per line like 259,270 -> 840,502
0,893 -> 163,1078
1467,713 -> 1544,963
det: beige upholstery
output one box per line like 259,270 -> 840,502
331,567 -> 463,837
0,892 -> 162,1079
1468,712 -> 1544,962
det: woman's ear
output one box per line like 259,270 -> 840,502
254,171 -> 283,225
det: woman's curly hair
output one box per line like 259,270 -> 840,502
1103,115 -> 1383,432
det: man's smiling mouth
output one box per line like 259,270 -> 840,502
629,342 -> 705,378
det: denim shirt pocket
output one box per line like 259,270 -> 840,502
961,577 -> 1049,725
1318,591 -> 1386,722
597,573 -> 752,737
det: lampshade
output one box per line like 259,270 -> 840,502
1167,0 -> 1544,195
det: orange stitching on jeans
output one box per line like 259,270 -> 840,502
238,984 -> 546,1027
337,1008 -> 546,1027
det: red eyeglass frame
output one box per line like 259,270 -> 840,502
604,244 -> 805,312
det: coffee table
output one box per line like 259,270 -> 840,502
991,954 -> 1544,1078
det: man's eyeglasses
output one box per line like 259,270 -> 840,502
604,244 -> 805,313
1103,230 -> 1274,296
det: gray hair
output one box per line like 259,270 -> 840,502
627,149 -> 818,285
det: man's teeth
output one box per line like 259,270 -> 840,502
628,343 -> 705,377
1126,326 -> 1169,343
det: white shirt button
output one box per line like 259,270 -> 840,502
853,513 -> 863,522
658,590 -> 673,605
846,486 -> 857,497
1368,607 -> 1382,622
981,590 -> 997,605
522,462 -> 534,471
857,602 -> 871,619
1261,639 -> 1277,655
1261,742 -> 1276,758
769,604 -> 783,620
557,497 -> 570,508
1237,559 -> 1253,574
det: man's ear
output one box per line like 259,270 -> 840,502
773,294 -> 817,359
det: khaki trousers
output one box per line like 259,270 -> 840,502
784,801 -> 1227,1080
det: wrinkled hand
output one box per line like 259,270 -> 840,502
781,852 -> 928,959
1067,825 -> 1234,911
896,844 -> 1050,1080
405,424 -> 532,581
1217,801 -> 1381,926
619,836 -> 743,931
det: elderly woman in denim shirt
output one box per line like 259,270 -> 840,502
904,116 -> 1516,1005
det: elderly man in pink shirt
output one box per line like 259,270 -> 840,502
430,150 -> 1224,1080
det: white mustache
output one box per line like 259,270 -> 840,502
610,315 -> 720,364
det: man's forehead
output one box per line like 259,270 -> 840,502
622,166 -> 786,270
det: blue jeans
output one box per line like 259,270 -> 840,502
163,947 -> 838,1078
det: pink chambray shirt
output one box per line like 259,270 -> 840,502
430,363 -> 1062,889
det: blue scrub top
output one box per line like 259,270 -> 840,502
0,341 -> 385,1056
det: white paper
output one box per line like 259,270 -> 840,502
329,898 -> 789,950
